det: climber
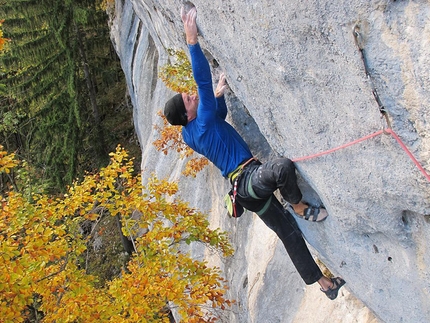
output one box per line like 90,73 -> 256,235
163,4 -> 345,300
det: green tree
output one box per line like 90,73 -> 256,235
0,0 -> 127,191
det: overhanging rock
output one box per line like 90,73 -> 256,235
110,1 -> 430,322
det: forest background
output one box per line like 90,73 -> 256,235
0,0 -> 139,194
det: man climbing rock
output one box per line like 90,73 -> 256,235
163,4 -> 345,300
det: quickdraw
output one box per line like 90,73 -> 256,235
353,24 -> 395,134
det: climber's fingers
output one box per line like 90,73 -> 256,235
215,73 -> 227,98
181,7 -> 196,25
181,7 -> 197,44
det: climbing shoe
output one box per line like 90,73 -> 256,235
321,277 -> 346,300
302,204 -> 328,222
285,203 -> 329,222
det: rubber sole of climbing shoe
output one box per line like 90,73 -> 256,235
321,277 -> 346,300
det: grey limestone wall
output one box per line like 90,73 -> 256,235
110,0 -> 430,322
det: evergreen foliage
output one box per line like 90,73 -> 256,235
0,0 -> 129,192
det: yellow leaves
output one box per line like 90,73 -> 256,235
86,212 -> 100,221
0,145 -> 235,322
0,145 -> 19,174
127,199 -> 235,321
156,48 -> 199,174
147,175 -> 178,197
159,48 -> 197,94
183,156 -> 210,177
97,0 -> 115,11
0,20 -> 10,52
153,111 -> 209,177
153,111 -> 189,154
155,48 -> 208,177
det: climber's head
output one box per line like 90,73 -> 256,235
164,93 -> 198,126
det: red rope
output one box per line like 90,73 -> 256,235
292,130 -> 385,162
385,128 -> 430,182
292,128 -> 430,182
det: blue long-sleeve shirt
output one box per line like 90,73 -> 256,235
182,43 -> 253,177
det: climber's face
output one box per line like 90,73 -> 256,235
182,93 -> 198,122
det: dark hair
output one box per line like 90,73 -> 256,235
164,93 -> 188,126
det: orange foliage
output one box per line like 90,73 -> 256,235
158,48 -> 197,95
0,20 -> 10,51
155,48 -> 209,177
154,111 -> 209,177
0,146 -> 234,322
183,157 -> 210,178
0,145 -> 18,173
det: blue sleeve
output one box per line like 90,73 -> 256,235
216,95 -> 227,120
188,43 -> 216,123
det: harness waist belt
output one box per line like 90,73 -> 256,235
228,157 -> 257,182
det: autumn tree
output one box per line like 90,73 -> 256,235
156,49 -> 209,177
0,145 -> 234,322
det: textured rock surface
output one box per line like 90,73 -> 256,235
110,0 -> 430,322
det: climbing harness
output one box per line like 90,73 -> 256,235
225,157 -> 257,218
228,157 -> 257,182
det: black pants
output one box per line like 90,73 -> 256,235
235,158 -> 323,285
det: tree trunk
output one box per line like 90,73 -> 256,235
114,214 -> 135,255
75,23 -> 107,162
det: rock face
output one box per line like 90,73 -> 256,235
110,1 -> 430,322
